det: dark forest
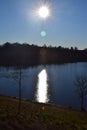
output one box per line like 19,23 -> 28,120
0,42 -> 87,66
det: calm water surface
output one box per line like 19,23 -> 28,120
0,62 -> 87,109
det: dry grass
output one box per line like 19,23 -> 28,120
0,94 -> 87,130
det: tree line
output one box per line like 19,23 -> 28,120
0,42 -> 87,66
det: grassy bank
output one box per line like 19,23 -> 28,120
0,94 -> 87,130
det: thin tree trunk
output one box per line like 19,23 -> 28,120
18,68 -> 21,114
81,95 -> 84,110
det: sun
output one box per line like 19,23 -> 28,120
38,6 -> 50,19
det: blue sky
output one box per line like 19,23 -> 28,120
0,0 -> 87,49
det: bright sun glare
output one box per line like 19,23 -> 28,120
38,6 -> 50,18
36,69 -> 49,103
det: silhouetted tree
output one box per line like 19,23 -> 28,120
71,47 -> 74,51
0,67 -> 23,114
12,67 -> 22,114
18,68 -> 22,114
74,46 -> 78,50
75,76 -> 87,110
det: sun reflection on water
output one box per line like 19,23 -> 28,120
35,69 -> 49,103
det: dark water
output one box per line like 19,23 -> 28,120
0,62 -> 87,109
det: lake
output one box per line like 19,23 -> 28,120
0,62 -> 87,109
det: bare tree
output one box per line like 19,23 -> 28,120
75,76 -> 87,110
12,67 -> 22,114
0,67 -> 23,114
18,68 -> 22,114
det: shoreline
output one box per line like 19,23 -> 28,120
0,61 -> 87,68
0,94 -> 86,112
